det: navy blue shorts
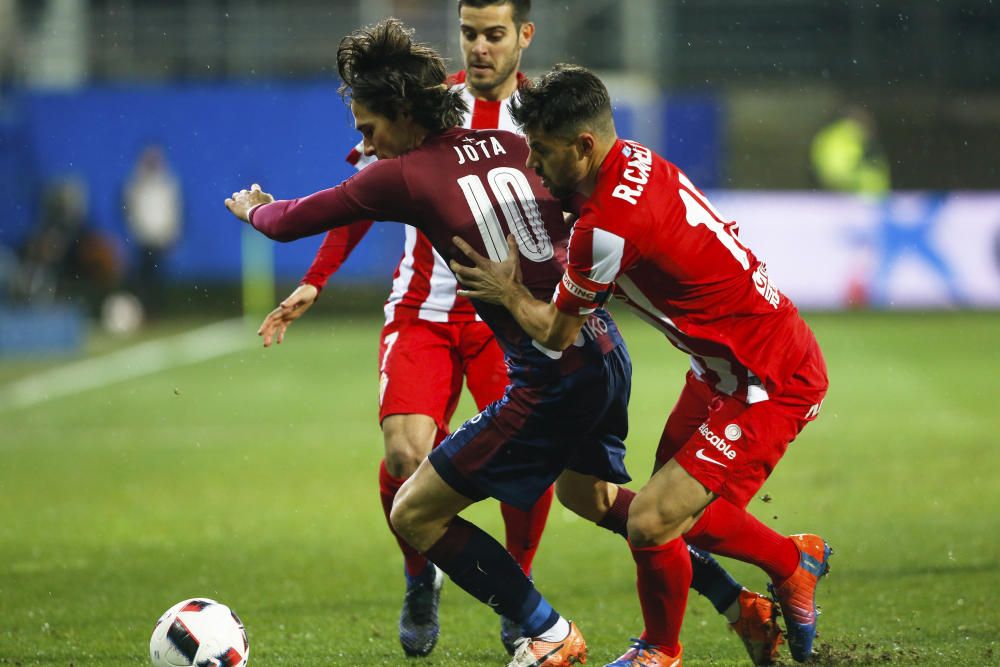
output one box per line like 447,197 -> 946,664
428,344 -> 632,511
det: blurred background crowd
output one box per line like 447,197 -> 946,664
0,0 -> 997,354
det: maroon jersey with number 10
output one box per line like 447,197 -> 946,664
249,127 -> 624,381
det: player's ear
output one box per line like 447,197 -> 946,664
519,22 -> 535,48
576,133 -> 596,158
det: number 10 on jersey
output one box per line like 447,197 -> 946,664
458,167 -> 554,263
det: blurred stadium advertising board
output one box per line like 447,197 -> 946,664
3,87 -> 997,309
713,191 -> 1000,309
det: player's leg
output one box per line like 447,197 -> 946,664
649,372 -> 784,665
392,440 -> 584,665
459,321 -> 555,654
604,458 -> 715,666
406,344 -> 633,666
375,319 -> 462,657
675,387 -> 830,663
460,320 -> 554,577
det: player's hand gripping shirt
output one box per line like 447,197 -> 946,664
554,139 -> 823,403
302,71 -> 524,324
250,127 -> 624,384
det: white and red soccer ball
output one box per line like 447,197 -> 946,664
150,598 -> 249,667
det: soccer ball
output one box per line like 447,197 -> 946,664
150,598 -> 250,667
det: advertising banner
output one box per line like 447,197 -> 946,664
713,192 -> 1000,309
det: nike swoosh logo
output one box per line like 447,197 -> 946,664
695,448 -> 727,468
527,643 -> 565,667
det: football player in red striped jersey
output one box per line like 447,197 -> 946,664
452,64 -> 831,666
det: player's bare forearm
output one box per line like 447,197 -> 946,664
451,234 -> 585,350
507,289 -> 586,351
256,284 -> 319,347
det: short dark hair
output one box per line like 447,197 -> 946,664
337,18 -> 467,132
457,0 -> 531,26
510,64 -> 614,139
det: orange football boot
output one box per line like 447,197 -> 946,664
507,621 -> 587,667
728,589 -> 783,665
604,639 -> 682,667
768,533 -> 832,662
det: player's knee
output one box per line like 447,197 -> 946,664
626,492 -> 677,547
389,492 -> 424,545
384,448 -> 423,478
383,431 -> 434,478
626,510 -> 666,547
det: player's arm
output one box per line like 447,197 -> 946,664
302,221 -> 374,292
257,221 -> 375,347
255,142 -> 380,347
451,235 -> 588,351
301,143 -> 379,291
224,160 -> 409,242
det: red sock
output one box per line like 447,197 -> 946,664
684,498 -> 798,581
500,485 -> 554,575
378,459 -> 429,577
631,537 -> 690,655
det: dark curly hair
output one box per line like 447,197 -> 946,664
337,18 -> 467,132
510,63 -> 614,139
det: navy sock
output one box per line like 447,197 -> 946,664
424,516 -> 559,637
688,545 -> 742,614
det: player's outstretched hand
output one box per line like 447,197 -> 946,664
225,183 -> 275,222
257,284 -> 320,347
450,234 -> 525,306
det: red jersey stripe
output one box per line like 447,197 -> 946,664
470,98 -> 502,130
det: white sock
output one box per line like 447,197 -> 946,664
536,616 -> 570,642
723,588 -> 749,624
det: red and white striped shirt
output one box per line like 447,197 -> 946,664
301,71 -> 525,323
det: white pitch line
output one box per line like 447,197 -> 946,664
0,318 -> 252,412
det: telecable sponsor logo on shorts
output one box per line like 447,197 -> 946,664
698,422 -> 738,461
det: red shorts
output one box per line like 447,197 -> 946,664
655,341 -> 828,508
377,318 -> 508,434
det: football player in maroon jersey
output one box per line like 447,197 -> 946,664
254,1 -> 550,657
452,64 -> 832,666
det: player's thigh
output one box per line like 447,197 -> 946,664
458,321 -> 509,411
654,370 -> 716,470
391,457 -> 476,551
378,319 -> 462,433
429,345 -> 631,513
671,392 -> 804,510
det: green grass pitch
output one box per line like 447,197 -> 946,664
1,310 -> 998,666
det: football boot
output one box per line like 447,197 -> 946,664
604,639 -> 682,667
508,621 -> 587,667
768,534 -> 832,662
398,565 -> 444,657
728,589 -> 783,665
501,615 -> 523,655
